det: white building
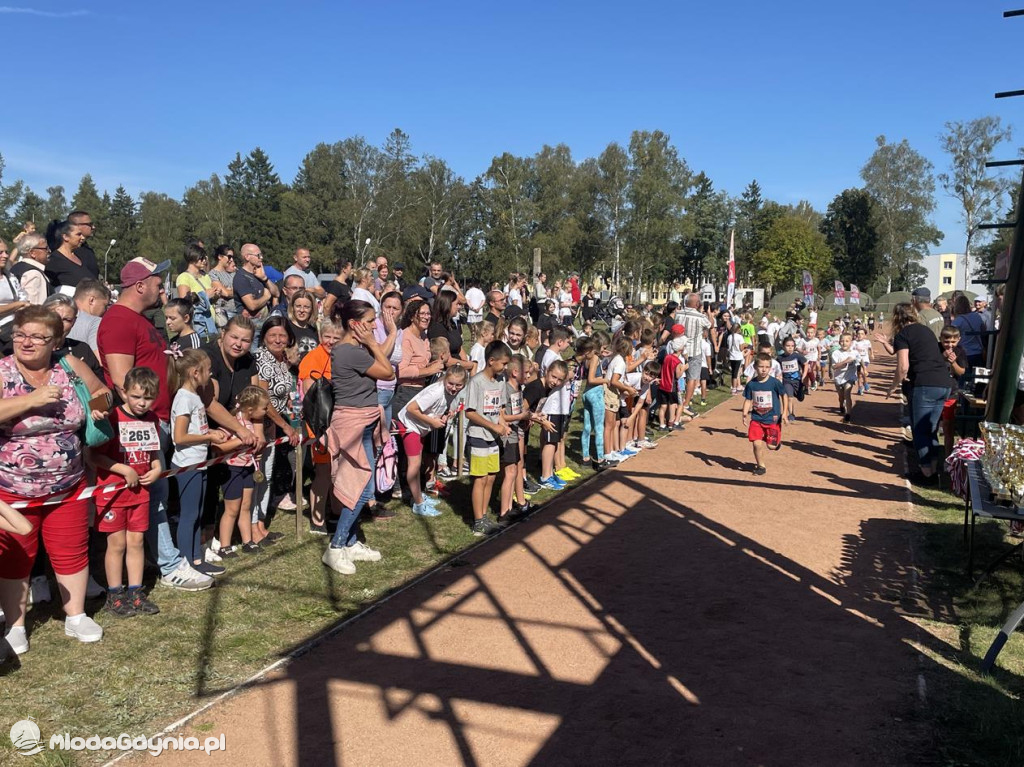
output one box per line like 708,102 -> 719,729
922,253 -> 960,297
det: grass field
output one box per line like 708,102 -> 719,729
0,372 -> 735,766
907,479 -> 1024,766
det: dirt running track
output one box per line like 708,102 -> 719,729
142,371 -> 951,767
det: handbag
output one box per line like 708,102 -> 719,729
302,360 -> 334,440
59,355 -> 114,447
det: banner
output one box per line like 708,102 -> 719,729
801,271 -> 814,304
834,280 -> 845,305
849,284 -> 860,305
726,229 -> 736,309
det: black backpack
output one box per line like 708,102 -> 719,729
302,362 -> 334,440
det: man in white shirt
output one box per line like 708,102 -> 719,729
465,281 -> 486,332
282,248 -> 325,299
67,278 -> 110,354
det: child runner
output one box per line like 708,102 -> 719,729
464,341 -> 510,536
776,337 -> 806,424
744,342 -> 781,381
831,332 -> 859,423
801,330 -> 821,392
742,353 -> 785,476
539,360 -> 570,489
727,322 -> 746,394
499,356 -> 533,520
939,326 -> 967,456
89,367 -> 163,617
212,385 -> 269,555
398,366 -> 468,517
170,348 -> 227,576
853,327 -> 873,394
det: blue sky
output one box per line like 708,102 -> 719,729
0,0 -> 1020,253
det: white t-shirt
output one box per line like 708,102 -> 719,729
700,338 -> 712,368
508,287 -> 522,308
801,337 -> 820,361
624,349 -> 644,390
469,342 -> 487,373
766,322 -> 780,344
465,287 -> 486,323
608,355 -> 627,406
744,359 -> 782,380
728,333 -> 745,361
852,338 -> 872,364
398,380 -> 457,435
352,286 -> 380,312
831,349 -> 860,386
809,310 -> 819,326
558,290 -> 573,318
540,347 -> 561,377
541,384 -> 570,416
170,389 -> 209,468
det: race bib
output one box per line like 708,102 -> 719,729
753,390 -> 773,414
781,359 -> 799,375
508,390 -> 523,417
483,389 -> 502,417
119,420 -> 160,452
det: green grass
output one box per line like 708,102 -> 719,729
0,379 -> 734,766
907,480 -> 1024,766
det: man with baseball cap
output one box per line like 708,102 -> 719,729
912,287 -> 943,339
97,257 -> 213,592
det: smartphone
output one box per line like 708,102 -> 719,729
89,392 -> 112,412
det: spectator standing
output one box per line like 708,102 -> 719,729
283,248 -> 326,299
45,217 -> 95,290
322,259 -> 353,320
233,243 -> 279,322
951,293 -> 988,370
911,287 -> 944,339
67,279 -> 110,354
98,257 -> 213,592
0,239 -> 29,341
175,243 -> 219,340
207,245 -> 237,327
10,233 -> 52,305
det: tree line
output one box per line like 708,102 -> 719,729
0,118 -> 1015,296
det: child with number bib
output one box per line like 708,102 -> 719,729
88,367 -> 163,617
742,353 -> 785,476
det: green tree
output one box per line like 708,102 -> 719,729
0,153 -> 24,239
595,142 -> 629,288
106,186 -> 139,275
680,172 -> 730,288
292,142 -> 351,266
366,128 -> 419,261
224,148 -> 287,265
137,192 -> 185,267
12,190 -> 45,237
624,130 -> 690,296
734,179 -> 764,279
978,179 -> 1019,280
71,174 -> 108,242
938,116 -> 1015,292
409,156 -> 465,267
183,174 -> 231,248
482,152 -> 537,274
530,144 -> 579,275
42,186 -> 68,225
820,188 -> 879,288
753,214 -> 833,292
860,135 -> 942,292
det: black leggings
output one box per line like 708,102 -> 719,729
730,360 -> 743,382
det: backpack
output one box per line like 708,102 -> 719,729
375,434 -> 398,492
301,362 -> 334,439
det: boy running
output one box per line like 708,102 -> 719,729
831,332 -> 859,423
742,353 -> 785,476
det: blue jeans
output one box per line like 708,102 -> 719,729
377,387 -> 395,430
175,469 -> 207,563
911,385 -> 950,469
147,420 -> 183,577
331,423 -> 377,549
581,386 -> 606,461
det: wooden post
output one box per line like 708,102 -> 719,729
456,409 -> 465,476
295,442 -> 304,538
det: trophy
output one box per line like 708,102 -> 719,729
1005,424 -> 1024,507
980,422 -> 1007,497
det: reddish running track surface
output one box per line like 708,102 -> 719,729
142,371 -> 948,766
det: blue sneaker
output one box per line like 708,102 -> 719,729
619,447 -> 639,457
412,500 -> 442,517
539,476 -> 564,491
863,383 -> 871,392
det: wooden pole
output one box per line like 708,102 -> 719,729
295,442 -> 304,538
456,408 -> 465,476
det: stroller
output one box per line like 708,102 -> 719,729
595,294 -> 625,328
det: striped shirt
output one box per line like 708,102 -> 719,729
673,307 -> 711,359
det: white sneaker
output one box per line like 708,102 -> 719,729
29,575 -> 51,605
321,546 -> 356,575
639,439 -> 658,449
4,626 -> 28,655
276,496 -> 297,511
160,560 -> 214,592
204,546 -> 222,563
86,574 -> 105,599
348,541 -> 382,562
65,615 -> 103,643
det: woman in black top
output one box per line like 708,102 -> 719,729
886,303 -> 954,481
428,291 -> 471,372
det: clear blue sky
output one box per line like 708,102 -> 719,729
0,0 -> 1020,253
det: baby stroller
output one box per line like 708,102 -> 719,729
595,294 -> 625,328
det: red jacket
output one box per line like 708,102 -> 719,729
569,277 -> 581,305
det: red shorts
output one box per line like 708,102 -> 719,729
748,420 -> 781,446
398,423 -> 425,457
0,481 -> 91,578
941,397 -> 958,422
97,501 -> 149,533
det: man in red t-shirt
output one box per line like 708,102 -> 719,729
97,257 -> 212,592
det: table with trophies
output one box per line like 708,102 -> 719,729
972,422 -> 1024,672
